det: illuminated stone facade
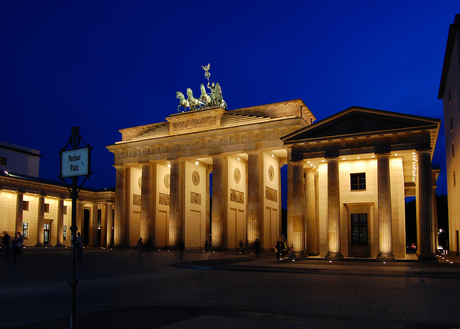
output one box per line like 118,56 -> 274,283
0,172 -> 115,247
107,100 -> 314,251
439,14 -> 460,255
107,101 -> 441,260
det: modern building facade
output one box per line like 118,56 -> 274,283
439,14 -> 460,255
107,100 -> 441,260
0,140 -> 41,177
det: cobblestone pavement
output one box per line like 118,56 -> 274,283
1,249 -> 459,328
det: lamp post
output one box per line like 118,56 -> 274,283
59,127 -> 92,329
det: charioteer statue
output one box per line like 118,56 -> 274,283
176,63 -> 227,112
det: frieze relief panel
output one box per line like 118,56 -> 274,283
265,187 -> 277,202
230,189 -> 244,204
159,193 -> 170,206
133,194 -> 141,206
190,192 -> 201,205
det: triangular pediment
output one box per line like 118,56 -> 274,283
282,107 -> 441,143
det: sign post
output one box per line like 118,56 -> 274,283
59,127 -> 92,329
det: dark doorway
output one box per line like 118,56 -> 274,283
44,223 -> 50,244
349,213 -> 370,257
83,209 -> 90,245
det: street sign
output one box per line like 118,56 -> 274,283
60,147 -> 90,178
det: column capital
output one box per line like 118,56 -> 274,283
375,152 -> 391,159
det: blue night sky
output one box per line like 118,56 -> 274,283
1,1 -> 459,197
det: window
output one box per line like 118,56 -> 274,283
63,206 -> 67,215
452,143 -> 455,158
350,173 -> 366,190
351,213 -> 368,245
63,225 -> 67,240
451,114 -> 454,132
0,156 -> 6,165
23,201 -> 29,211
454,171 -> 456,187
23,223 -> 28,238
44,204 -> 50,213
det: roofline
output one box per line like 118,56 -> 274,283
281,106 -> 442,142
0,171 -> 114,192
438,14 -> 460,99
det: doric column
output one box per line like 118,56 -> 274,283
305,168 -> 318,255
206,168 -> 212,242
106,203 -> 114,247
141,163 -> 156,243
247,151 -> 263,246
36,194 -> 45,246
212,155 -> 227,249
377,153 -> 394,260
287,159 -> 294,247
416,150 -> 437,260
431,168 -> 440,252
100,203 -> 107,247
15,192 -> 24,239
291,162 -> 306,256
326,157 -> 342,259
55,198 -> 65,246
114,166 -> 127,247
91,203 -> 98,246
77,201 -> 84,236
169,160 -> 184,246
278,163 -> 283,239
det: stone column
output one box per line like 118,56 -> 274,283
432,180 -> 438,252
55,198 -> 65,247
212,155 -> 227,249
416,150 -> 436,260
326,157 -> 342,259
206,168 -> 212,242
77,201 -> 84,236
141,163 -> 155,242
305,168 -> 318,255
15,192 -> 24,239
291,162 -> 306,256
287,160 -> 294,246
169,160 -> 184,246
114,166 -> 127,247
91,203 -> 98,246
36,194 -> 45,246
100,203 -> 107,247
278,163 -> 283,239
377,153 -> 394,260
106,203 -> 114,247
247,151 -> 263,246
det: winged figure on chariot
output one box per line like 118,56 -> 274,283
176,63 -> 227,112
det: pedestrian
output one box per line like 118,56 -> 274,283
76,232 -> 83,263
276,238 -> 284,259
205,240 -> 210,251
239,239 -> 244,253
254,238 -> 261,258
3,232 -> 11,261
137,237 -> 143,257
178,239 -> 185,260
16,232 -> 23,254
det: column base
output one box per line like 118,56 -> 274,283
292,251 -> 307,258
325,252 -> 343,260
416,252 -> 438,262
54,243 -> 66,247
34,243 -> 45,247
377,252 -> 395,260
306,250 -> 319,256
